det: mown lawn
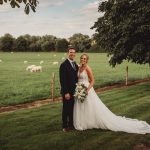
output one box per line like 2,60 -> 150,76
0,83 -> 149,150
0,52 -> 149,106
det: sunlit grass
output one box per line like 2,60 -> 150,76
0,52 -> 149,106
0,83 -> 149,150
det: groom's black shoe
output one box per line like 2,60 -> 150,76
68,126 -> 75,131
62,128 -> 69,132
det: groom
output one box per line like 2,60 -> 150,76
59,47 -> 78,132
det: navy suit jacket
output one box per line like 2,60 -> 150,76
59,59 -> 78,96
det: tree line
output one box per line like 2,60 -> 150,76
0,0 -> 149,66
0,33 -> 103,52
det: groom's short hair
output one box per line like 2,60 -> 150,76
68,47 -> 76,52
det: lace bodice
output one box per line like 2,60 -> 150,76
78,70 -> 89,86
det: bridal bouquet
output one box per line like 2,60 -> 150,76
74,83 -> 87,103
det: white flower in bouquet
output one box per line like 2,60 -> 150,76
74,83 -> 88,103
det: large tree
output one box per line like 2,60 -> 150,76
29,36 -> 41,51
55,38 -> 69,52
41,35 -> 57,51
0,33 -> 15,51
92,0 -> 150,67
15,36 -> 29,51
0,0 -> 38,14
69,33 -> 91,52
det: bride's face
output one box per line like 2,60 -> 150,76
80,55 -> 88,65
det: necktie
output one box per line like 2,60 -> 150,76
72,62 -> 76,70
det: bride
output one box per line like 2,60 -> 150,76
73,54 -> 150,134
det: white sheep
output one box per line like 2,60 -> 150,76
108,55 -> 113,62
30,66 -> 42,72
61,57 -> 65,60
24,61 -> 28,64
0,59 -> 2,63
26,65 -> 36,71
40,60 -> 44,64
53,54 -> 56,57
52,61 -> 58,65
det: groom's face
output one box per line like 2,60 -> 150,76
68,49 -> 76,60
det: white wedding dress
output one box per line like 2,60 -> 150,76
73,70 -> 150,134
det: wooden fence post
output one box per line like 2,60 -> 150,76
125,66 -> 128,86
51,72 -> 55,101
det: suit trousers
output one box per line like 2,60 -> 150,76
62,96 -> 74,128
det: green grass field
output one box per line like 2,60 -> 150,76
0,52 -> 149,106
0,83 -> 150,150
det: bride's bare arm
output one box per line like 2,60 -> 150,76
86,66 -> 95,92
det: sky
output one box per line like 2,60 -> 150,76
0,0 -> 105,39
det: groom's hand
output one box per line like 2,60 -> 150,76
65,93 -> 71,100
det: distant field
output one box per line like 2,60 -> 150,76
0,52 -> 149,106
0,83 -> 150,150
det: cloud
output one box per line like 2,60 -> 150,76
0,0 -> 103,38
0,0 -> 66,13
0,3 -> 16,12
79,1 -> 105,19
39,0 -> 67,8
79,1 -> 99,17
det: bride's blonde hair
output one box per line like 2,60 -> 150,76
80,54 -> 89,62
